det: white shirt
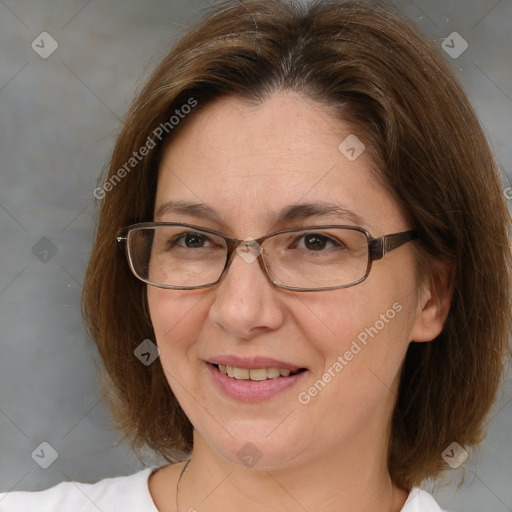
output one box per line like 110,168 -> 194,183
0,466 -> 448,511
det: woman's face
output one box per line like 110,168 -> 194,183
147,91 -> 426,469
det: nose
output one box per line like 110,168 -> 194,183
207,241 -> 285,338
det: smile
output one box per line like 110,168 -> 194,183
214,364 -> 303,381
207,363 -> 308,401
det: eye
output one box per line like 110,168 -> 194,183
294,233 -> 343,251
172,232 -> 214,249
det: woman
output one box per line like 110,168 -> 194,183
1,0 -> 510,511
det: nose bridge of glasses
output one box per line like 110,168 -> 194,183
234,236 -> 263,264
221,236 -> 268,281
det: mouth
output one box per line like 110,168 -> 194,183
210,363 -> 307,381
206,361 -> 308,401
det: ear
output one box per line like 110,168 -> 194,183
409,259 -> 455,343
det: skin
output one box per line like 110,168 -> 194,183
146,90 -> 452,512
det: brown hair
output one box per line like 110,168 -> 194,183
82,0 -> 512,490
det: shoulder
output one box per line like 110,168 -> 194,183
0,466 -> 160,512
401,487 -> 451,512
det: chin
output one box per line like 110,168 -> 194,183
192,418 -> 316,471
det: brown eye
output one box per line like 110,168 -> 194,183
294,233 -> 343,252
303,234 -> 328,251
172,232 -> 211,249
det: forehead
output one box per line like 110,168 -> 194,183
154,91 -> 405,236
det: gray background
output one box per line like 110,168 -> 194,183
0,1 -> 511,511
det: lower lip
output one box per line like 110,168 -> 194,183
206,363 -> 307,402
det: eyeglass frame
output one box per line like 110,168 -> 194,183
116,222 -> 419,292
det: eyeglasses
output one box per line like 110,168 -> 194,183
116,222 -> 419,292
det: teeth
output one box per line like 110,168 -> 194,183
233,367 -> 250,379
247,368 -> 265,381
266,368 -> 281,378
216,364 -> 299,380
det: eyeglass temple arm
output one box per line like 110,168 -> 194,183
368,229 -> 419,260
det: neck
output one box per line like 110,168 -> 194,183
176,430 -> 408,512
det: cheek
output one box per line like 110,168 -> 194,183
296,294 -> 411,426
300,277 -> 415,382
147,288 -> 207,359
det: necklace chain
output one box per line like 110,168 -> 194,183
175,458 -> 191,512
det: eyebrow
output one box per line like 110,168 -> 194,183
155,200 -> 368,228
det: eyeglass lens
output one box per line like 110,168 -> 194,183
127,225 -> 370,290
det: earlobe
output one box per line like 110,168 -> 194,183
409,259 -> 454,343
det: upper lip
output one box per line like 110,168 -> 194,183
207,355 -> 306,371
